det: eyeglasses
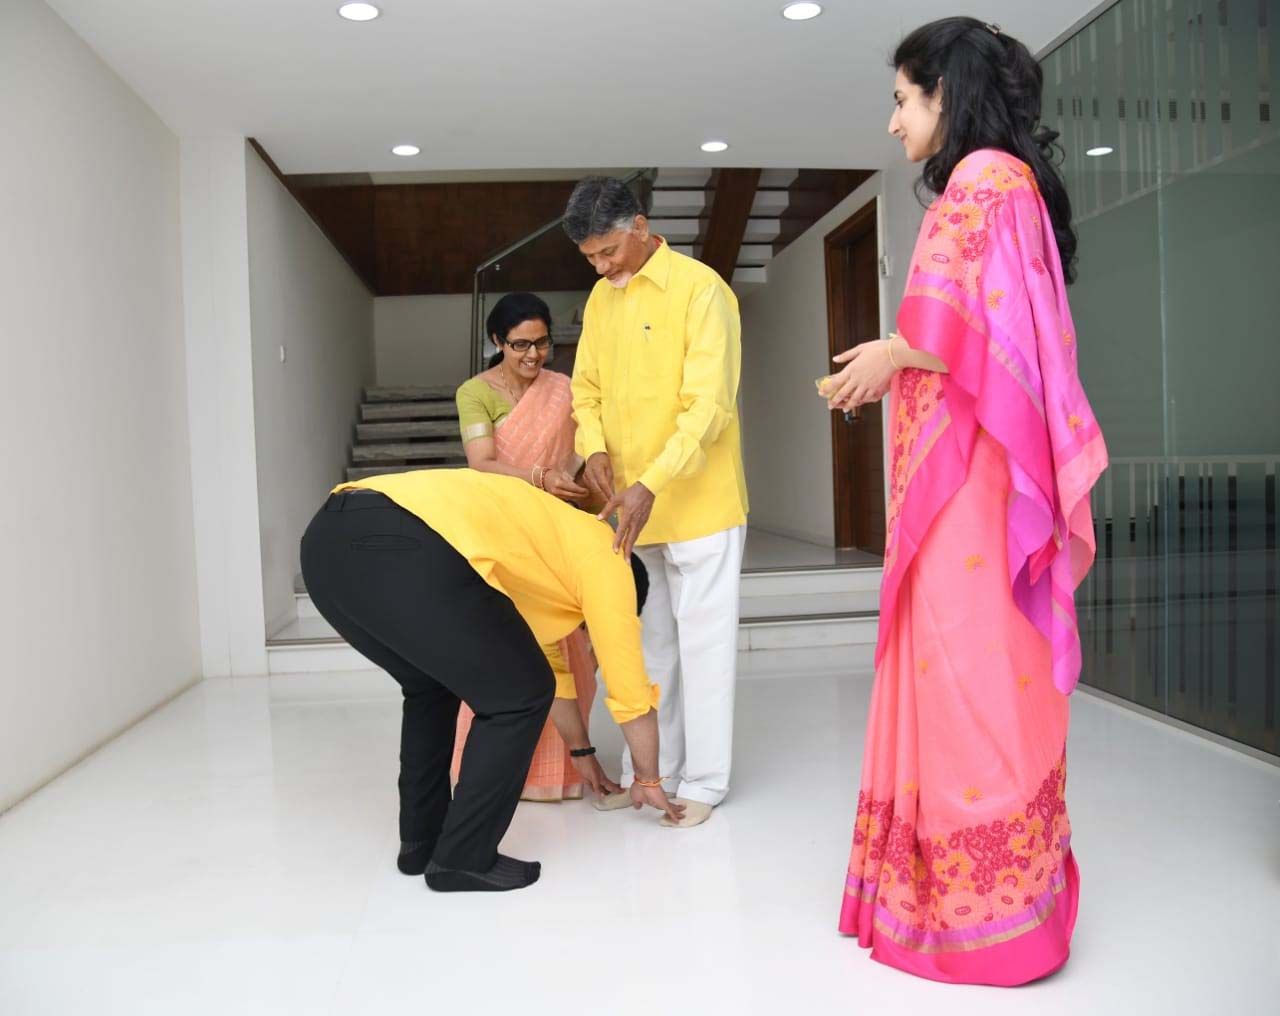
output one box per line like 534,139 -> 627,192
502,335 -> 553,353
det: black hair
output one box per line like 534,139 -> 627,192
485,292 -> 553,370
630,554 -> 649,615
562,176 -> 643,246
893,17 -> 1078,283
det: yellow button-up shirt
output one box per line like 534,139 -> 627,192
571,240 -> 749,546
334,471 -> 659,724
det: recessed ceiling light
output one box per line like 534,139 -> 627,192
1085,146 -> 1114,157
338,3 -> 381,22
782,2 -> 823,20
700,140 -> 730,153
391,144 -> 420,157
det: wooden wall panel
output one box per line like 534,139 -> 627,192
290,177 -> 599,296
294,184 -> 376,286
775,169 -> 874,256
295,179 -> 599,296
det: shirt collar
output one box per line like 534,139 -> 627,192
634,236 -> 670,291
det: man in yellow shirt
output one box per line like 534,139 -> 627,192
564,177 -> 750,828
299,470 -> 681,893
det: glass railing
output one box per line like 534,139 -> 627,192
469,168 -> 656,376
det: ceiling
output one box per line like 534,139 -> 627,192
45,0 -> 1101,174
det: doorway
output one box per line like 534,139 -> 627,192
824,200 -> 885,554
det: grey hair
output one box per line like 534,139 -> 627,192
562,176 -> 642,245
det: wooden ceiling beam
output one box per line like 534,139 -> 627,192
698,168 -> 762,283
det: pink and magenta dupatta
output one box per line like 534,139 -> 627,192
885,149 -> 1108,696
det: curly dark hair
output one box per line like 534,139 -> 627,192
894,17 -> 1078,283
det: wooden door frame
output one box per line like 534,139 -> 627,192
823,198 -> 881,549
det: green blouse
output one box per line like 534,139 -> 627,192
455,376 -> 515,444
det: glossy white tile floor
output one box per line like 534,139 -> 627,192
2,653 -> 1278,1016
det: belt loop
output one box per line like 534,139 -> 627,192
325,491 -> 346,512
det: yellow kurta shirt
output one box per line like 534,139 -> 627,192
333,470 -> 659,724
571,240 -> 749,546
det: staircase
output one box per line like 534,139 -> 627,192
267,561 -> 881,693
647,168 -> 798,291
346,384 -> 465,482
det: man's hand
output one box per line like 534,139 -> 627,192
631,782 -> 685,823
569,753 -> 622,798
597,482 -> 655,560
582,452 -> 615,504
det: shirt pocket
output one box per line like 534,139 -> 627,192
631,324 -> 684,392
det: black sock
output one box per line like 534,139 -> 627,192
424,853 -> 541,893
397,839 -> 433,876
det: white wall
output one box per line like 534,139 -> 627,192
740,167 -> 925,546
375,290 -> 588,386
0,0 -> 200,812
246,146 -> 374,636
181,137 -> 269,679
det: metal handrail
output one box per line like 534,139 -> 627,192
470,167 -> 657,375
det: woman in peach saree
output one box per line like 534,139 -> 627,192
822,20 -> 1107,985
452,293 -> 600,802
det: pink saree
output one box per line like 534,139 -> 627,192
451,369 -> 598,802
839,150 -> 1107,985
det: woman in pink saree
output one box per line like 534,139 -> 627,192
822,19 -> 1107,985
451,293 -> 616,803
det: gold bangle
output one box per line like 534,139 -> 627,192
633,776 -> 664,788
886,336 -> 902,371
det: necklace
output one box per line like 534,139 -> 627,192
491,364 -> 531,407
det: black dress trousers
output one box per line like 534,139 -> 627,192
300,488 -> 554,871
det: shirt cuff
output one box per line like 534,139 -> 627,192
638,461 -> 674,496
576,431 -> 608,461
603,682 -> 661,725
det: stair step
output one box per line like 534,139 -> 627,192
645,217 -> 701,243
267,610 -> 878,674
749,191 -> 790,215
362,401 -> 459,422
742,219 -> 781,243
290,563 -> 882,603
741,591 -> 876,620
739,610 -> 878,651
732,266 -> 767,285
652,168 -> 712,189
659,221 -> 779,245
344,463 -> 465,481
759,169 -> 799,189
737,243 -> 774,264
277,560 -> 883,677
351,440 -> 466,463
650,189 -> 709,217
356,420 -> 461,441
669,242 -> 773,265
364,385 -> 458,403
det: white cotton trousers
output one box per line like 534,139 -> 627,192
621,525 -> 745,806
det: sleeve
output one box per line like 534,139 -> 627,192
456,380 -> 496,444
570,296 -> 608,461
542,640 -> 576,700
578,555 -> 660,724
637,283 -> 740,495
